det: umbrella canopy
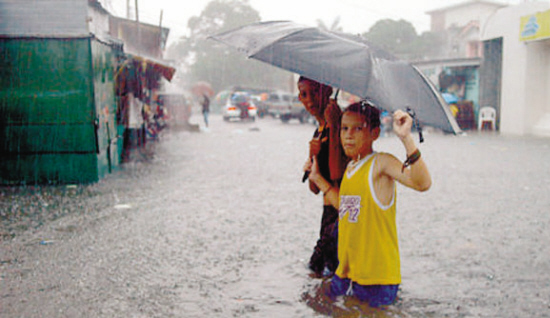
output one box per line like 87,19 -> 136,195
210,20 -> 461,134
191,81 -> 215,97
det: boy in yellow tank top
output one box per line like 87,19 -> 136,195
304,101 -> 431,307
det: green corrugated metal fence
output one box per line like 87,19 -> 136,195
0,37 -> 119,184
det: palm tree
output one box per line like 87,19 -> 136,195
316,16 -> 343,32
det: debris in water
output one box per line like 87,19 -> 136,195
114,204 -> 132,209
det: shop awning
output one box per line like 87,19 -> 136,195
116,54 -> 176,96
129,55 -> 176,82
117,54 -> 176,82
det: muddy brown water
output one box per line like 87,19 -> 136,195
1,114 -> 550,317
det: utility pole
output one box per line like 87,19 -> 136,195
134,0 -> 139,22
135,0 -> 141,55
159,10 -> 164,55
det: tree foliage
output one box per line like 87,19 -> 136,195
363,19 -> 418,59
166,0 -> 291,93
416,31 -> 447,60
363,19 -> 444,61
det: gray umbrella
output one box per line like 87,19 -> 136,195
209,20 -> 461,134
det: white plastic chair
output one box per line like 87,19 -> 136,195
478,106 -> 496,130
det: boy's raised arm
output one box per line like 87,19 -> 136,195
383,110 -> 431,192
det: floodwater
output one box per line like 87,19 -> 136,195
1,114 -> 550,317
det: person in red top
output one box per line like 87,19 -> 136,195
298,76 -> 347,276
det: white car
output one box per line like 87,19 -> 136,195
265,91 -> 293,118
222,91 -> 257,121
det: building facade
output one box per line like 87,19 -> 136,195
481,1 -> 550,136
415,0 -> 508,131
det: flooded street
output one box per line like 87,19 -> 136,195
2,114 -> 550,317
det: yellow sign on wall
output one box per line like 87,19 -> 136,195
520,10 -> 550,41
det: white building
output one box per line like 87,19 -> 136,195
426,0 -> 507,58
481,1 -> 550,136
428,0 -> 507,31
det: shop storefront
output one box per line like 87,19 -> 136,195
415,58 -> 481,131
115,54 -> 175,161
481,2 -> 550,136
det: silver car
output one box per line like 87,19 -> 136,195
265,91 -> 293,118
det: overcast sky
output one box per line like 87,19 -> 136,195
103,0 -> 527,45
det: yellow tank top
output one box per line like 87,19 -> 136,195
335,153 -> 400,285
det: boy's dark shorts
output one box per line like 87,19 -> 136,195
329,275 -> 399,307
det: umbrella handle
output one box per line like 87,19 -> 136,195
406,107 -> 424,143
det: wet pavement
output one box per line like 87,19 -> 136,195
1,114 -> 550,317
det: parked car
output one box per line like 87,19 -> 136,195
279,95 -> 313,123
214,86 -> 273,118
222,91 -> 257,121
265,91 -> 293,118
263,91 -> 310,123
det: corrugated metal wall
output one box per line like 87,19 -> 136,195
0,37 -> 104,184
91,39 -> 120,178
